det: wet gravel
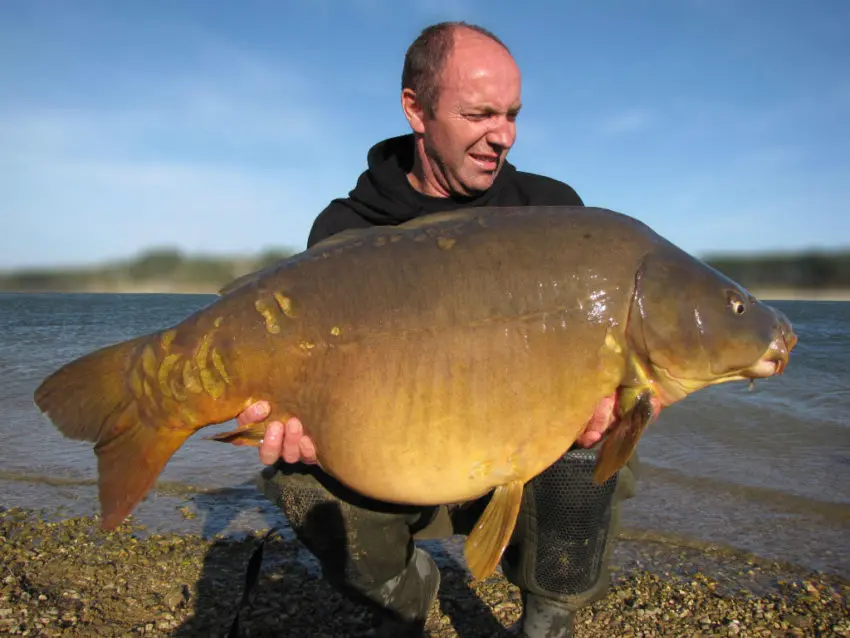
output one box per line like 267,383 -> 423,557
1,507 -> 847,637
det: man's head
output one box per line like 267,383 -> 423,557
401,22 -> 522,198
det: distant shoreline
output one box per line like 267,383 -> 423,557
4,285 -> 850,302
751,288 -> 850,301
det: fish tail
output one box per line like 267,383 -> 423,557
33,333 -> 195,530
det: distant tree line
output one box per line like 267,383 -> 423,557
705,250 -> 850,290
0,246 -> 296,293
0,245 -> 848,293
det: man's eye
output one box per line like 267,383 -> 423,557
466,113 -> 490,121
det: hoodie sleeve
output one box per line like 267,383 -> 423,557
307,200 -> 376,248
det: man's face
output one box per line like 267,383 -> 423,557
415,30 -> 522,197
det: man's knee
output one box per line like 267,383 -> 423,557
259,462 -> 441,625
501,447 -> 638,609
257,462 -> 427,590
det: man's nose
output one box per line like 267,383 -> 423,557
486,117 -> 515,150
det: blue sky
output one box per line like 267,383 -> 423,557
1,0 -> 847,270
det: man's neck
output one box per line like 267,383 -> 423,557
406,136 -> 451,198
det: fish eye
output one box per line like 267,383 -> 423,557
728,293 -> 747,315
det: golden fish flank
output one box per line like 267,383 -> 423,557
437,237 -> 456,250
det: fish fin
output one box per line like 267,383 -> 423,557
206,421 -> 268,446
219,270 -> 265,296
310,227 -> 374,250
219,228 -> 375,297
96,404 -> 192,529
593,388 -> 655,485
33,336 -> 193,529
34,336 -> 147,442
464,480 -> 524,580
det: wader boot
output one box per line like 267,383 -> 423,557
510,593 -> 575,637
364,547 -> 441,637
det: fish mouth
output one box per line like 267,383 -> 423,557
744,325 -> 798,379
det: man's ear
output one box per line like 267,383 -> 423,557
401,88 -> 426,134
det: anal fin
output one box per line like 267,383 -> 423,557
463,480 -> 524,580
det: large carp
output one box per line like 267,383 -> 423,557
33,206 -> 796,580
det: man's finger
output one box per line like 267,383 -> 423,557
299,436 -> 317,465
238,400 -> 271,426
258,420 -> 284,465
575,430 -> 603,448
281,417 -> 303,463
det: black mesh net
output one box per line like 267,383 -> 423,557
528,447 -> 618,595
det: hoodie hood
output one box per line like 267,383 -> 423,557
340,134 -> 518,225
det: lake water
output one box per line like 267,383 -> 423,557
1,293 -> 847,579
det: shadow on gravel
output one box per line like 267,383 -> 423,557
172,486 -> 515,637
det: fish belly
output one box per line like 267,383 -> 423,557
297,311 -> 621,506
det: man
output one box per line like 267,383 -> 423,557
236,21 -> 639,637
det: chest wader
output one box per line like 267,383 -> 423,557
258,446 -> 637,638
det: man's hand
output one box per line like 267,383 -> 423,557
574,393 -> 662,448
236,401 -> 318,466
575,394 -> 617,448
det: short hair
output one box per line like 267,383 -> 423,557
401,21 -> 510,117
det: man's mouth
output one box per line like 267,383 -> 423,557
470,153 -> 499,170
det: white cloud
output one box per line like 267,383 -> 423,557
595,108 -> 656,138
0,52 -> 354,270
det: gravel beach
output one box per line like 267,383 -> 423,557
1,508 -> 847,637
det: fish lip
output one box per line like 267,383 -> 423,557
744,329 -> 797,378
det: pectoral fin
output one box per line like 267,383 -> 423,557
207,421 -> 270,446
463,480 -> 524,580
593,389 -> 655,485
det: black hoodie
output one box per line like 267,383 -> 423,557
307,134 -> 584,247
